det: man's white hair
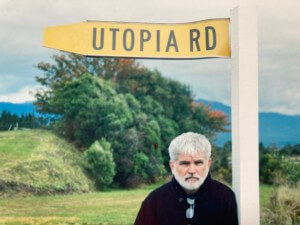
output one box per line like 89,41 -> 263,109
168,132 -> 211,161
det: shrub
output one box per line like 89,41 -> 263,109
84,139 -> 116,189
281,160 -> 300,187
133,152 -> 149,180
259,152 -> 282,184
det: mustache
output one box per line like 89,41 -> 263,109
185,176 -> 200,181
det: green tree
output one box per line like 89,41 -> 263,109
0,111 -> 47,130
114,68 -> 192,121
49,73 -> 133,147
113,67 -> 228,141
210,141 -> 232,184
157,116 -> 179,168
110,103 -> 166,187
35,54 -> 145,114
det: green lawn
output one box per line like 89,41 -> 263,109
0,183 -> 273,225
260,184 -> 273,207
0,186 -> 156,225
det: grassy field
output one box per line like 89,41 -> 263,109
0,130 -> 275,224
0,183 -> 273,225
0,184 -> 157,225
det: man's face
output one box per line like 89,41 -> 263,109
169,152 -> 211,194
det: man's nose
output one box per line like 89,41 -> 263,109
187,163 -> 196,174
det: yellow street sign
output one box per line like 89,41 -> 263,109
43,19 -> 230,59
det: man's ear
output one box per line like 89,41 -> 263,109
208,158 -> 212,168
169,160 -> 174,172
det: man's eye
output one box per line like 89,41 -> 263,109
195,161 -> 203,165
179,162 -> 190,166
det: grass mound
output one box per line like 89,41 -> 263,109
0,130 -> 94,197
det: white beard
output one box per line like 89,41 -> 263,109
172,166 -> 209,193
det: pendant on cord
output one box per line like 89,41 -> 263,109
186,197 -> 195,219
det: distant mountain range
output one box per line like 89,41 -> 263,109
1,101 -> 299,146
197,99 -> 300,146
0,102 -> 36,115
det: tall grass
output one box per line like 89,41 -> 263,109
261,185 -> 300,225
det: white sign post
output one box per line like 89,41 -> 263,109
231,6 -> 260,225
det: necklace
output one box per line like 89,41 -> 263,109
186,197 -> 195,219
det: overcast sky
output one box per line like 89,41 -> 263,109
0,0 -> 299,115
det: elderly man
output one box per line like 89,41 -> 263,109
134,132 -> 238,225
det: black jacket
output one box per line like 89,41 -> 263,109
134,174 -> 238,225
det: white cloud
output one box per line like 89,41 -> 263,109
0,85 -> 39,103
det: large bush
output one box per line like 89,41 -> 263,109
84,139 -> 116,189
